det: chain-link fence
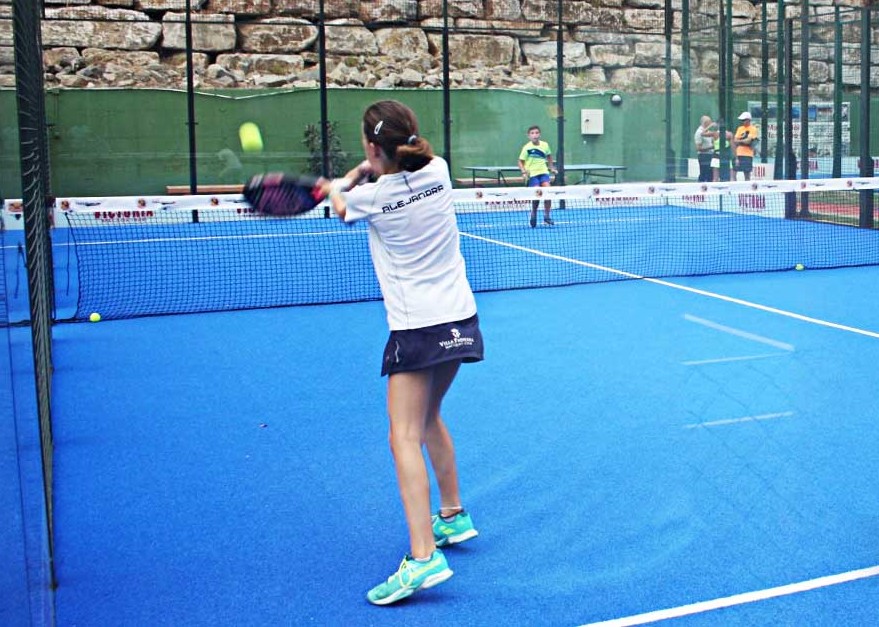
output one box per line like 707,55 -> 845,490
5,1 -> 874,198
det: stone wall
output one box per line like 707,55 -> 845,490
0,0 -> 876,93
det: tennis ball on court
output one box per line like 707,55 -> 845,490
795,263 -> 805,271
239,122 -> 263,153
89,312 -> 102,322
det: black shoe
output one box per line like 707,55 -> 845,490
544,218 -> 554,226
529,216 -> 537,228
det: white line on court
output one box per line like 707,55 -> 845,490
683,411 -> 794,429
681,353 -> 791,366
683,314 -> 795,351
577,565 -> 879,626
459,232 -> 879,340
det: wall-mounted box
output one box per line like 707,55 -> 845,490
580,109 -> 604,135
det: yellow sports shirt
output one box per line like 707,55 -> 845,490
519,141 -> 552,176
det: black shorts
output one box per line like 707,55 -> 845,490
381,314 -> 484,376
736,156 -> 754,173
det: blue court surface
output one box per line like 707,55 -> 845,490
46,264 -> 879,626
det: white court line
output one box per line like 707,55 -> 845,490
578,565 -> 879,627
459,232 -> 879,340
682,353 -> 791,366
683,411 -> 794,429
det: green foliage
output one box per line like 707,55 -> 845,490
302,121 -> 348,178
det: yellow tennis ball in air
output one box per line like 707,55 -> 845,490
239,122 -> 263,153
795,263 -> 805,271
89,312 -> 102,322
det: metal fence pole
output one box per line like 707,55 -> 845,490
859,5 -> 874,228
725,0 -> 733,126
680,0 -> 691,177
184,0 -> 198,193
773,0 -> 786,179
832,6 -> 842,178
442,0 -> 452,169
555,0 -> 566,186
784,18 -> 798,218
318,0 -> 330,217
718,0 -> 730,182
760,0 -> 768,163
11,0 -> 57,590
664,0 -> 675,182
799,0 -> 810,211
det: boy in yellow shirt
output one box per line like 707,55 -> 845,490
518,125 -> 556,227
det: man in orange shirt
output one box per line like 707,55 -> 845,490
733,111 -> 760,181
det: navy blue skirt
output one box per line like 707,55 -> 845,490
381,314 -> 484,376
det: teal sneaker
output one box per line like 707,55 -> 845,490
366,550 -> 453,606
432,510 -> 479,547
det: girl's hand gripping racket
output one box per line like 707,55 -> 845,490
243,173 -> 326,217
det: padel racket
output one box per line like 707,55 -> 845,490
243,173 -> 325,216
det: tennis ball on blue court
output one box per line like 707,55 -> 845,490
795,263 -> 805,271
239,122 -> 263,153
89,312 -> 102,322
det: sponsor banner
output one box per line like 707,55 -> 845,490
48,193 -> 330,228
1,199 -> 26,231
582,178 -> 879,198
5,177 -> 878,229
676,192 -> 784,218
687,159 -> 776,181
751,162 -> 774,180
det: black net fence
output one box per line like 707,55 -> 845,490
3,1 -> 874,200
9,0 -> 57,595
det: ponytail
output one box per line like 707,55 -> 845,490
397,136 -> 433,172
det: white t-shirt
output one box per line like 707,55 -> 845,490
343,156 -> 477,331
694,125 -> 714,152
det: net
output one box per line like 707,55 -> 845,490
10,177 -> 878,322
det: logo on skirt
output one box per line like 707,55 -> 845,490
439,328 -> 475,350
